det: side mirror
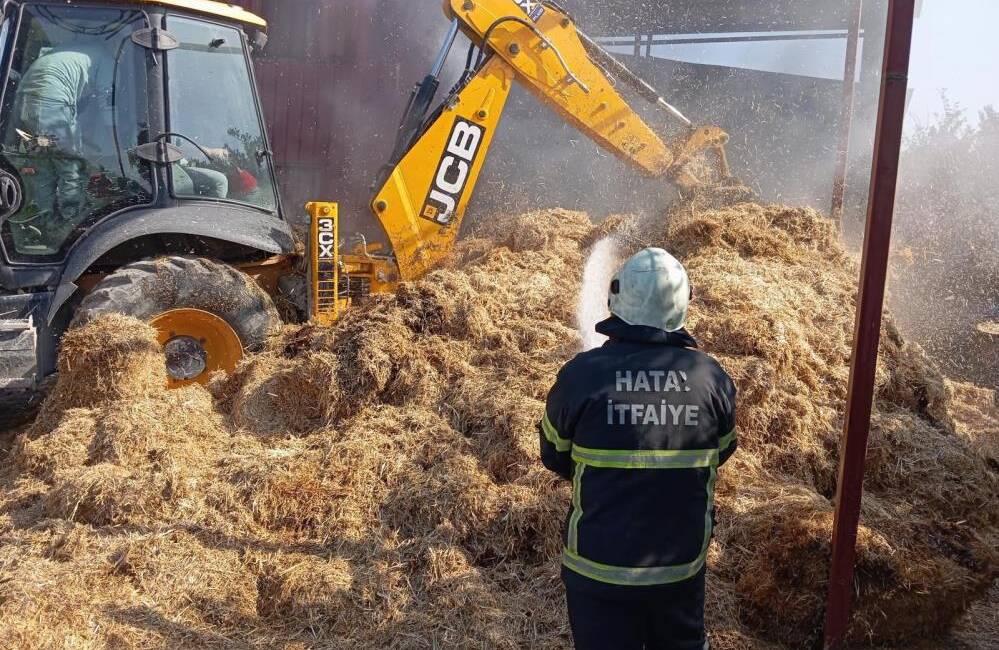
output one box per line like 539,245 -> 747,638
249,29 -> 268,54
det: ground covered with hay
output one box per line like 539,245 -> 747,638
0,201 -> 996,649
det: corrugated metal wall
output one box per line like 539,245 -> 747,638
232,1 -> 420,228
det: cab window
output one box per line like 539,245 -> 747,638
165,16 -> 277,212
0,5 -> 152,262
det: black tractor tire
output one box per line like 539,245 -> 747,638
0,388 -> 43,432
72,256 -> 280,353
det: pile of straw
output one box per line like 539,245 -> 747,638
0,201 -> 995,649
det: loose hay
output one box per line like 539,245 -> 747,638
0,204 -> 995,649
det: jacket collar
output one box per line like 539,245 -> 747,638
595,316 -> 698,348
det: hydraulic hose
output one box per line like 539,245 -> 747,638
576,30 -> 693,129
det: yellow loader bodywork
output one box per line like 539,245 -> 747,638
370,56 -> 514,281
108,0 -> 267,28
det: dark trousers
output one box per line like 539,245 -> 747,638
565,569 -> 708,650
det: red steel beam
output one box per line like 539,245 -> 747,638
830,0 -> 864,224
823,1 -> 917,647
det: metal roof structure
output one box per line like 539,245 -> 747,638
569,0 -> 865,35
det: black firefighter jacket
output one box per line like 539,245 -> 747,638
540,317 -> 737,593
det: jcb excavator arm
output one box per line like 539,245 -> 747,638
309,0 -> 730,324
447,0 -> 730,181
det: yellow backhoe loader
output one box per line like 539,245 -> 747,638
0,0 -> 730,422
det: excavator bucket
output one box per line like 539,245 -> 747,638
668,126 -> 733,190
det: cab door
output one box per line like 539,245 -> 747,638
163,13 -> 279,213
0,3 -> 154,264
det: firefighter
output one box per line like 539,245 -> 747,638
540,247 -> 737,650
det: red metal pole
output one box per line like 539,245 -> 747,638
823,1 -> 916,647
830,0 -> 864,225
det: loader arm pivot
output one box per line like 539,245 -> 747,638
311,0 -> 730,323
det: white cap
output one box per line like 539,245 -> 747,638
608,248 -> 690,332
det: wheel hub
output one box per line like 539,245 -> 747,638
162,335 -> 208,381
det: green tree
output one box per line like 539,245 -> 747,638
889,96 -> 998,383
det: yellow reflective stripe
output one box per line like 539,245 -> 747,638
704,464 -> 717,556
562,548 -> 707,586
719,428 -> 736,452
571,444 -> 717,469
567,464 -> 585,552
541,413 -> 571,452
562,466 -> 717,586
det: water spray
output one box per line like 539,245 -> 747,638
576,236 -> 621,351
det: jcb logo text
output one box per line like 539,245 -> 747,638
420,118 -> 484,225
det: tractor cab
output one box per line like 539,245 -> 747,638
0,1 -> 295,422
0,0 -> 283,262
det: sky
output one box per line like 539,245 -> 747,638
600,0 -> 999,130
906,0 -> 999,127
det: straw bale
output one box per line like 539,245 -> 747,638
942,582 -> 999,650
255,552 -> 361,630
0,550 -> 130,649
223,353 -> 341,435
946,380 -> 999,465
12,407 -> 95,480
43,314 -> 165,412
110,530 -> 258,625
